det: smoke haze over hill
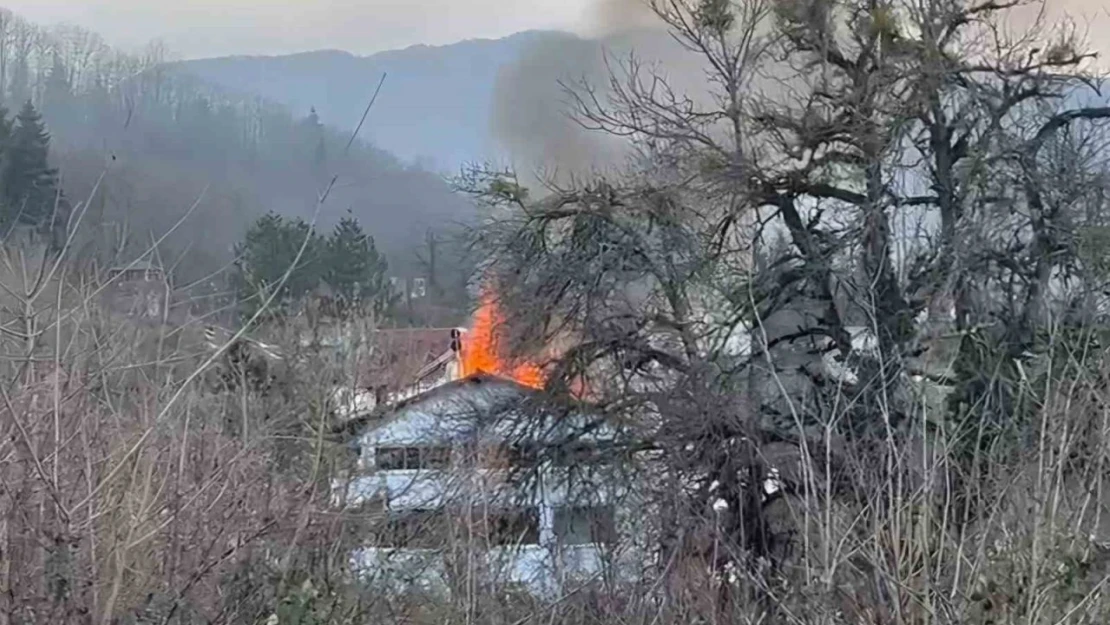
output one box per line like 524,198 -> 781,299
0,8 -> 477,295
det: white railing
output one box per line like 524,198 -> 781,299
350,542 -> 613,597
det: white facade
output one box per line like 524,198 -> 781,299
333,375 -> 640,597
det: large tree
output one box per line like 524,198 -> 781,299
468,0 -> 1110,614
324,214 -> 395,319
233,212 -> 326,320
41,53 -> 73,121
300,106 -> 327,174
0,100 -> 65,237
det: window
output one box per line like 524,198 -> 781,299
455,443 -> 538,469
375,446 -> 452,470
375,447 -> 406,469
554,506 -> 616,545
485,509 -> 540,546
373,510 -> 447,548
554,442 -> 613,467
388,276 -> 405,296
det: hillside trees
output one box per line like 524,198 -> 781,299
469,0 -> 1110,616
325,214 -> 394,318
0,7 -> 474,315
0,100 -> 66,243
233,211 -> 394,321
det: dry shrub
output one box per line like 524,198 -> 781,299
7,250 -> 1110,624
0,242 -> 365,625
351,344 -> 1110,625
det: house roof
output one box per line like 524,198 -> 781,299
391,372 -> 534,413
108,260 -> 162,273
356,327 -> 461,390
336,372 -> 537,437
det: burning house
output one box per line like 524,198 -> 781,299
332,296 -> 642,596
325,272 -> 964,597
329,290 -> 549,421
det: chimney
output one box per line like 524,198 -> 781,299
447,328 -> 466,381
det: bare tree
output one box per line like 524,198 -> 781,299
465,0 -> 1110,619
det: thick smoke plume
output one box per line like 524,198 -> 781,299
587,0 -> 661,36
490,1 -> 706,185
490,32 -> 627,184
491,0 -> 1110,185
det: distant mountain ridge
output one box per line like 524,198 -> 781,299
176,31 -> 576,171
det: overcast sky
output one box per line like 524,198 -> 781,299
0,0 -> 608,59
1,0 -> 1106,60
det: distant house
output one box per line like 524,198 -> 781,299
104,261 -> 170,320
107,261 -> 166,284
333,373 -> 639,597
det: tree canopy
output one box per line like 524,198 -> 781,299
233,211 -> 394,322
467,0 -> 1110,610
0,100 -> 65,244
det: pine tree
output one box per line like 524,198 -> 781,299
233,212 -> 325,319
0,104 -> 12,157
324,214 -> 393,318
1,101 -> 62,232
0,104 -> 12,226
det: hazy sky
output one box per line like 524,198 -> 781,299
0,0 -> 608,59
1,0 -> 1107,60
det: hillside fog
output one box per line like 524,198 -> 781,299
4,1 -> 1110,624
0,14 -> 478,295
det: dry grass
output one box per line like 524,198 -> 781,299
0,236 -> 365,624
4,243 -> 1110,625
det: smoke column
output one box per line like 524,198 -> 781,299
489,0 -> 703,185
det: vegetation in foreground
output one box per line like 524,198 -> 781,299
5,0 -> 1110,624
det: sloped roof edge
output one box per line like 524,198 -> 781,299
335,372 -> 537,438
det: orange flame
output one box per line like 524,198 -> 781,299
461,290 -> 545,389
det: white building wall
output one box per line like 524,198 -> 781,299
332,376 -> 646,597
349,542 -> 624,598
334,462 -> 638,595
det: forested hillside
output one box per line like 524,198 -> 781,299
174,28 -> 705,176
175,31 -> 553,170
0,9 -> 475,287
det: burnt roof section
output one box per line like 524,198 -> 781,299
109,260 -> 162,273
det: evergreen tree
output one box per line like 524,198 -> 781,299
324,214 -> 394,318
1,101 -> 62,233
233,212 -> 325,319
0,104 -> 12,157
0,105 -> 12,226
